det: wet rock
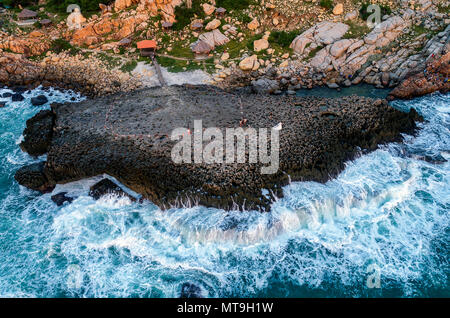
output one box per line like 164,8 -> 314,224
0,101 -> 6,108
20,110 -> 54,156
51,192 -> 74,206
30,95 -> 48,106
14,162 -> 54,193
89,179 -> 135,201
20,85 -> 423,212
2,92 -> 12,98
11,93 -> 24,102
180,283 -> 203,298
251,78 -> 279,94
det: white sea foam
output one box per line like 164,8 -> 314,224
0,88 -> 448,297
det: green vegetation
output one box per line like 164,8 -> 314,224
319,0 -> 333,10
307,45 -> 323,59
216,0 -> 251,11
50,39 -> 79,55
343,21 -> 371,39
45,0 -> 113,14
359,2 -> 391,21
120,60 -> 137,73
173,0 -> 204,31
437,3 -> 450,13
2,0 -> 34,7
269,30 -> 300,48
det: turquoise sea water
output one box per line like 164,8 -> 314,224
0,87 -> 448,298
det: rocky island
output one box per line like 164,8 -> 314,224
15,85 -> 420,211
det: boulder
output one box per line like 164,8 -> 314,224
199,29 -> 229,48
345,10 -> 358,21
332,3 -> 344,15
11,93 -> 24,102
20,109 -> 54,157
14,162 -> 54,193
239,55 -> 260,71
251,78 -> 280,94
205,18 -> 221,31
30,95 -> 48,106
290,21 -> 349,54
247,18 -> 259,30
51,192 -> 74,206
253,38 -> 269,52
89,178 -> 135,201
330,39 -> 354,58
0,101 -> 6,108
202,3 -> 215,16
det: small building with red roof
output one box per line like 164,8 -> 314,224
137,40 -> 157,57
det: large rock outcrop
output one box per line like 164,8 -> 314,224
389,51 -> 450,99
15,85 -> 421,211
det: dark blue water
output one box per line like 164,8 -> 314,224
0,87 -> 448,297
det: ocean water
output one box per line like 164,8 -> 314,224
0,87 -> 448,298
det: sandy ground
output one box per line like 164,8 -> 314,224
132,62 -> 212,87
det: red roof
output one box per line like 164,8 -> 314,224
137,40 -> 157,49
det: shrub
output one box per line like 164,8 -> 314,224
319,0 -> 333,10
216,0 -> 251,11
268,30 -> 300,48
359,2 -> 391,21
45,0 -> 113,14
173,0 -> 204,31
50,38 -> 79,55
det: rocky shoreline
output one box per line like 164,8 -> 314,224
14,85 -> 421,211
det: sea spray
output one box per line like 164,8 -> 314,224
0,87 -> 448,297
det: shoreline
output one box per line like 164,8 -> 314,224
13,84 -> 422,211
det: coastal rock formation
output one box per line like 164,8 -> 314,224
290,22 -> 349,54
0,52 -> 141,96
16,86 -> 421,211
20,109 -> 54,156
389,51 -> 450,99
89,178 -> 136,201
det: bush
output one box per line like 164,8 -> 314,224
2,0 -> 35,8
50,39 -> 79,55
359,2 -> 391,21
173,0 -> 204,31
45,0 -> 113,14
268,30 -> 300,48
216,0 -> 251,11
319,0 -> 333,10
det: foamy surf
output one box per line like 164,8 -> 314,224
0,87 -> 448,297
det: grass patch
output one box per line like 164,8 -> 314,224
343,21 -> 371,39
319,0 -> 333,10
50,39 -> 79,55
173,0 -> 205,31
437,3 -> 450,13
120,60 -> 137,73
359,2 -> 391,21
268,30 -> 300,48
307,45 -> 323,59
216,0 -> 252,11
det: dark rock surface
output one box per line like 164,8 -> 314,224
0,101 -> 5,108
51,192 -> 74,206
89,178 -> 135,201
14,162 -> 54,193
15,85 -> 422,211
11,93 -> 24,102
20,110 -> 54,157
30,95 -> 49,106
